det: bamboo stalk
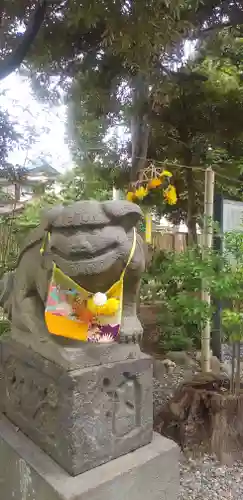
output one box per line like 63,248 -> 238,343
201,167 -> 215,373
145,211 -> 152,244
112,187 -> 121,200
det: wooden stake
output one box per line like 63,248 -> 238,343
145,211 -> 152,243
201,167 -> 215,373
112,187 -> 121,200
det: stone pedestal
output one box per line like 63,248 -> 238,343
0,337 -> 153,476
0,415 -> 180,500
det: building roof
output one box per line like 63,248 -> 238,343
29,165 -> 59,177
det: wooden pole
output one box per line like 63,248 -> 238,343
145,211 -> 152,244
201,167 -> 215,373
112,187 -> 121,200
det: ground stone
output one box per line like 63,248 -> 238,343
210,356 -> 222,374
167,351 -> 197,367
153,359 -> 176,381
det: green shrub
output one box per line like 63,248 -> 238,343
141,247 -> 215,352
141,231 -> 243,357
0,319 -> 10,336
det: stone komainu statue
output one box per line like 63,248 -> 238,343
0,200 -> 145,345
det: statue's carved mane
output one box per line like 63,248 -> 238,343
17,200 -> 142,266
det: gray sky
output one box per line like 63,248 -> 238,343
0,73 -> 72,171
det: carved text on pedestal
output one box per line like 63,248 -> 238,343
93,373 -> 142,437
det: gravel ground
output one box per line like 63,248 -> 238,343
153,369 -> 183,415
222,343 -> 243,361
153,366 -> 192,415
179,455 -> 243,499
153,364 -> 243,500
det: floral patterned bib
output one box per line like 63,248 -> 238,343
43,228 -> 137,343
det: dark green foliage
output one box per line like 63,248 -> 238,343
141,248 -> 214,351
141,230 -> 243,362
0,1 -> 62,81
0,111 -> 21,168
65,33 -> 243,246
1,0 -> 243,246
0,319 -> 10,336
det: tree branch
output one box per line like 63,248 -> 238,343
197,20 -> 243,39
0,0 -> 60,81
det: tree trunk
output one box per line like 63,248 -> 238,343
131,74 -> 149,182
231,342 -> 236,393
178,124 -> 198,246
236,340 -> 241,395
0,0 -> 59,81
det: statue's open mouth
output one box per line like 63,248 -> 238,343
51,242 -> 118,262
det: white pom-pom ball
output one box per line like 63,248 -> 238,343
93,292 -> 107,306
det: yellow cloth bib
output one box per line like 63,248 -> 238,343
43,228 -> 137,343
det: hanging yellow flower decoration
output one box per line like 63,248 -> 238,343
125,166 -> 177,208
135,186 -> 148,200
160,170 -> 172,178
148,178 -> 162,189
163,184 -> 177,205
126,191 -> 136,202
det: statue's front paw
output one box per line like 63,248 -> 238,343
119,316 -> 143,344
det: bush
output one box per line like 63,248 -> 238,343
141,231 -> 243,358
158,326 -> 194,351
0,319 -> 10,336
141,247 -> 215,352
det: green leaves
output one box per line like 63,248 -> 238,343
222,310 -> 243,342
141,230 -> 243,351
0,109 -> 21,168
141,246 -> 214,350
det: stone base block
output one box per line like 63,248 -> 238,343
0,415 -> 180,500
0,338 -> 153,476
10,329 -> 144,370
